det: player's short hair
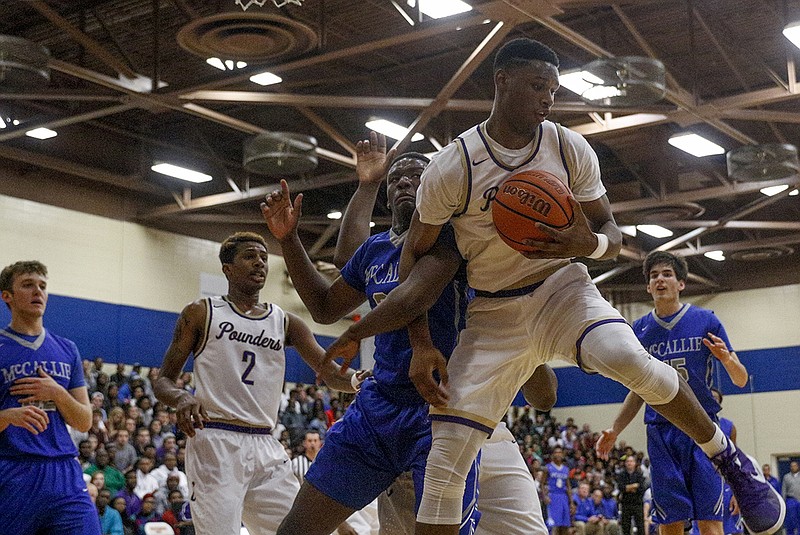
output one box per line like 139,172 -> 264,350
494,37 -> 559,72
643,250 -> 688,282
0,260 -> 48,293
219,232 -> 267,265
389,152 -> 430,168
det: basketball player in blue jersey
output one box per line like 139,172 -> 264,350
153,232 -> 357,535
0,261 -> 101,535
545,446 -> 573,535
261,150 -> 483,535
323,131 -> 555,535
596,251 -> 766,535
399,37 -> 784,535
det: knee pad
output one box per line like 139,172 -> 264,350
579,323 -> 679,406
416,422 -> 486,525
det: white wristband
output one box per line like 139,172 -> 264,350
587,233 -> 609,259
351,371 -> 362,391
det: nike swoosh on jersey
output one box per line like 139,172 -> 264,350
472,157 -> 489,165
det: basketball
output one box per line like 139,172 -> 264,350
491,170 -> 574,252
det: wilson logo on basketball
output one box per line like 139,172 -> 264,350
501,184 -> 552,217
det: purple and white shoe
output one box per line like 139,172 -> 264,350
711,441 -> 786,535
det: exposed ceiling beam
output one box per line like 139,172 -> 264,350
610,175 -> 799,212
28,0 -> 137,79
0,103 -> 135,142
0,144 -> 167,197
670,233 -> 800,257
178,13 -> 497,93
643,220 -> 800,231
0,92 -> 126,102
655,183 -> 800,251
396,20 -> 516,152
308,223 -> 342,257
139,171 -> 356,219
297,107 -> 357,158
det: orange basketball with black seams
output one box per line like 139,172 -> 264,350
491,170 -> 574,252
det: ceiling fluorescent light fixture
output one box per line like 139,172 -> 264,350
636,225 -> 673,238
760,184 -> 789,196
151,163 -> 212,183
365,119 -> 423,142
791,189 -> 799,196
784,21 -> 800,50
249,72 -> 282,86
207,58 -> 248,71
704,250 -> 725,262
26,127 -> 57,140
0,117 -> 5,129
619,225 -> 637,237
327,210 -> 342,220
668,133 -> 725,157
406,0 -> 472,19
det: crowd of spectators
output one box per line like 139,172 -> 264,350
74,357 -> 654,535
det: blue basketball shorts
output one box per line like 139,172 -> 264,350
549,492 -> 571,527
305,378 -> 480,533
0,456 -> 101,535
647,424 -> 724,525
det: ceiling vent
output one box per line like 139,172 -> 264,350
578,56 -> 666,107
616,202 -> 705,226
0,35 -> 50,87
244,132 -> 318,175
177,12 -> 317,63
729,246 -> 794,262
726,144 -> 799,182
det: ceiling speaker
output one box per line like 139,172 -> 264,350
244,132 -> 318,175
0,35 -> 50,87
726,144 -> 799,182
579,56 -> 666,107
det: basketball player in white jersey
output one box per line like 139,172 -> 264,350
399,37 -> 784,535
325,131 -> 553,535
154,232 -> 357,535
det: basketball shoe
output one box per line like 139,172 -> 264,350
711,440 -> 785,535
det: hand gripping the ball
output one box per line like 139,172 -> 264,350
520,196 -> 599,259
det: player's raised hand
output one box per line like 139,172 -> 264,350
408,345 -> 449,407
356,131 -> 397,186
261,179 -> 303,241
703,333 -> 732,363
0,406 -> 49,434
325,331 -> 360,376
175,392 -> 209,438
595,428 -> 617,460
10,368 -> 65,404
521,197 -> 598,259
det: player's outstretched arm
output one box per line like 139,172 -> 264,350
522,195 -> 622,261
154,301 -> 209,437
595,390 -> 645,459
262,180 -> 366,324
333,131 -> 396,268
704,332 -> 748,387
286,312 -> 356,392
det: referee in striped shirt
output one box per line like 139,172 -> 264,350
291,430 -> 322,484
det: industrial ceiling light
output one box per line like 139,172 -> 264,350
151,163 -> 212,183
406,0 -> 472,19
636,225 -> 673,238
759,185 -> 790,196
783,21 -> 800,50
327,210 -> 342,220
25,127 -> 57,140
249,72 -> 282,86
365,119 -> 424,142
668,133 -> 725,157
704,250 -> 725,261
